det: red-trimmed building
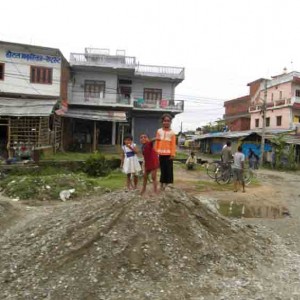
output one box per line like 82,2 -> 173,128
223,95 -> 251,131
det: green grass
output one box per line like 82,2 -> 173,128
0,169 -> 125,201
91,170 -> 125,190
175,152 -> 189,159
42,151 -> 120,161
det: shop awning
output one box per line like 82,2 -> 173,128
0,98 -> 58,117
63,108 -> 127,122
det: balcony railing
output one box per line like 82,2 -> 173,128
69,94 -> 134,107
133,98 -> 184,112
70,53 -> 185,79
135,64 -> 185,80
249,98 -> 292,112
70,53 -> 136,69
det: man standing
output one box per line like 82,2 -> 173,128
221,141 -> 232,164
232,145 -> 245,193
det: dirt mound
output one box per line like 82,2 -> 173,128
0,189 -> 273,299
0,200 -> 22,229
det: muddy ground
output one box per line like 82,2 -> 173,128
1,164 -> 300,299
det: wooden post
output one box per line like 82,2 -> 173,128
7,119 -> 12,158
93,121 -> 97,152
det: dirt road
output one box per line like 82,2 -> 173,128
176,163 -> 300,254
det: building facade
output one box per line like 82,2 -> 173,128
223,95 -> 251,131
249,71 -> 300,130
64,48 -> 184,151
0,41 -> 70,158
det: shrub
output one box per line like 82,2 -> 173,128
83,153 -> 111,177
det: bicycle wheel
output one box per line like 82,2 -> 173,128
243,168 -> 253,186
216,168 -> 231,185
206,162 -> 219,179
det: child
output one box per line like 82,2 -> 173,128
155,113 -> 176,190
140,133 -> 159,195
120,134 -> 141,190
186,152 -> 197,170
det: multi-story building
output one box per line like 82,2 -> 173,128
249,71 -> 300,130
223,95 -> 251,131
0,41 -> 70,158
64,48 -> 184,151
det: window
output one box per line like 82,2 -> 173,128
294,115 -> 300,123
279,91 -> 283,99
84,80 -> 105,98
0,63 -> 4,80
276,116 -> 282,126
296,90 -> 300,97
30,66 -> 52,84
144,88 -> 162,103
266,117 -> 270,127
255,118 -> 259,128
271,93 -> 273,101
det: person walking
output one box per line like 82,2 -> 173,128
155,113 -> 176,191
232,145 -> 245,193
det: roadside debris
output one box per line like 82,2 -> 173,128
1,188 -> 300,299
59,188 -> 75,202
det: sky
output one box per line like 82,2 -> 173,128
2,0 -> 300,132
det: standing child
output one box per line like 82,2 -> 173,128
140,133 -> 159,195
120,134 -> 141,190
155,113 -> 176,190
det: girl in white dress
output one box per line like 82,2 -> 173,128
120,135 -> 141,190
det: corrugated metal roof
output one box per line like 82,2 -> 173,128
63,108 -> 127,122
195,129 -> 293,140
264,133 -> 300,145
0,98 -> 58,116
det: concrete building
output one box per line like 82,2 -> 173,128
64,48 -> 184,151
223,95 -> 251,131
249,71 -> 300,130
0,41 -> 70,158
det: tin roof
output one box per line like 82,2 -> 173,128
0,98 -> 58,116
195,129 -> 293,140
63,108 -> 127,122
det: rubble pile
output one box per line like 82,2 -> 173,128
0,189 -> 299,299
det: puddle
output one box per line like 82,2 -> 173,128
218,201 -> 290,219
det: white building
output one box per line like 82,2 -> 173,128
64,48 -> 185,151
0,41 -> 69,158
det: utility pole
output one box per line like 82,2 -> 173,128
259,79 -> 268,166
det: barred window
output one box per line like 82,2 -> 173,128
144,88 -> 162,103
30,66 -> 52,84
84,80 -> 105,98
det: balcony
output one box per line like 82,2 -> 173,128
133,98 -> 184,112
249,98 -> 292,112
135,65 -> 185,80
69,94 -> 134,108
70,50 -> 184,80
70,52 -> 136,69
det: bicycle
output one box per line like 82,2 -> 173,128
206,160 -> 222,179
215,161 -> 253,185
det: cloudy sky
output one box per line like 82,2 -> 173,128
2,0 -> 300,132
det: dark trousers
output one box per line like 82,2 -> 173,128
159,155 -> 173,184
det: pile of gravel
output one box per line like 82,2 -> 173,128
1,189 -> 300,299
